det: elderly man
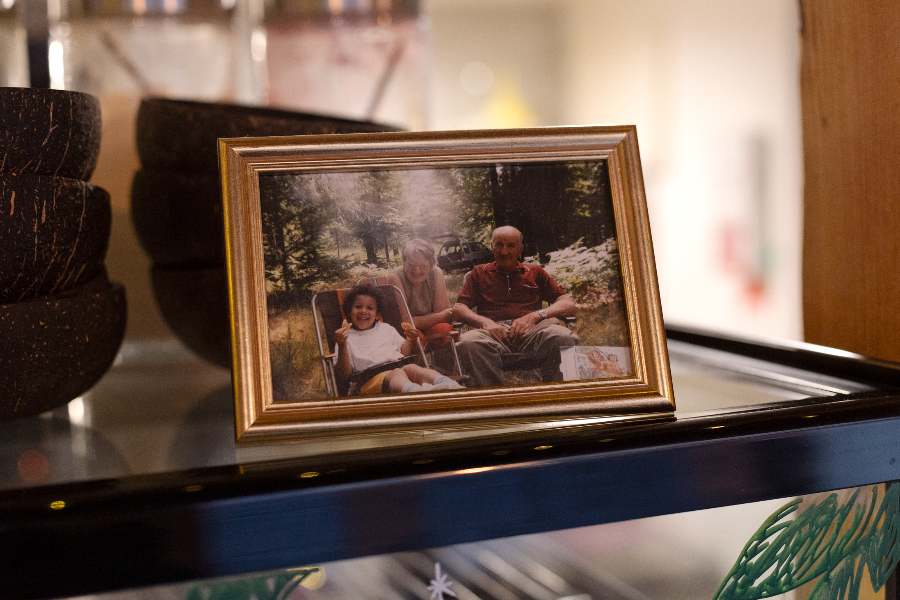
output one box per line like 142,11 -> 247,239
453,226 -> 579,387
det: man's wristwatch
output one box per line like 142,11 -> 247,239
538,310 -> 547,321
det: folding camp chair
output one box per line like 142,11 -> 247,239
357,276 -> 467,382
311,284 -> 428,397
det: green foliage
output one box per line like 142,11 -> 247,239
533,239 -> 622,307
477,162 -> 616,260
340,170 -> 408,264
436,166 -> 496,244
713,483 -> 900,600
261,170 -> 418,300
259,174 -> 338,301
186,567 -> 321,600
259,162 -> 618,301
436,162 -> 615,254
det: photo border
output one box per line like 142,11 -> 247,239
220,126 -> 674,446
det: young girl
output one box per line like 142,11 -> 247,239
334,283 -> 464,395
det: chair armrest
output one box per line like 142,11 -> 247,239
426,329 -> 462,343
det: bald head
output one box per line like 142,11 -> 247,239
492,226 -> 523,245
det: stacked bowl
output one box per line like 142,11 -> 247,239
0,88 -> 126,420
132,98 -> 400,368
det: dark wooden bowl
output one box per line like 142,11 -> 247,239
0,87 -> 102,180
0,172 -> 111,303
0,273 -> 127,421
152,265 -> 231,369
130,169 -> 224,266
136,97 -> 402,173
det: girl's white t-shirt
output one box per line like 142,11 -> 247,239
341,322 -> 406,372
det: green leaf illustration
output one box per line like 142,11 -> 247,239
714,483 -> 899,600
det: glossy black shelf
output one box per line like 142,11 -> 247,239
2,328 -> 900,599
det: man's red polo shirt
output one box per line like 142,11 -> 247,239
456,261 -> 567,321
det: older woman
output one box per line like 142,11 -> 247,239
386,238 -> 454,348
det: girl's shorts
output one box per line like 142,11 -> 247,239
360,370 -> 391,395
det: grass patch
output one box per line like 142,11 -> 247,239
445,272 -> 465,305
268,307 -> 328,402
572,299 -> 630,347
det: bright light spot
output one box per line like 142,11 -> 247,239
458,467 -> 494,475
300,471 -> 318,478
220,0 -> 235,9
68,397 -> 85,426
48,40 -> 65,89
1,0 -> 15,10
50,500 -> 66,510
459,61 -> 494,97
251,29 -> 267,63
534,445 -> 552,451
484,80 -> 537,128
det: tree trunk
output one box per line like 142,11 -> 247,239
488,165 -> 505,228
364,233 -> 378,264
273,209 -> 291,296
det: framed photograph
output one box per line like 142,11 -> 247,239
220,127 -> 673,446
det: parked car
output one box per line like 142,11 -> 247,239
433,236 -> 494,272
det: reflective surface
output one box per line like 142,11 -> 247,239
0,340 -> 233,491
73,496 -> 795,600
0,333 -> 875,491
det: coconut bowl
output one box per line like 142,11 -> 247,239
0,172 -> 111,302
0,87 -> 102,180
130,169 -> 224,266
152,264 -> 230,369
0,273 -> 127,420
136,97 -> 401,173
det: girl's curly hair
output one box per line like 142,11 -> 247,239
341,283 -> 384,323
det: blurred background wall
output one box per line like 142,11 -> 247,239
425,0 -> 803,341
17,0 -> 805,344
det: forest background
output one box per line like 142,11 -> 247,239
258,161 -> 630,401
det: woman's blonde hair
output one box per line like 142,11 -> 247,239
401,238 -> 436,266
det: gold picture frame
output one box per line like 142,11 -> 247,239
220,126 -> 673,446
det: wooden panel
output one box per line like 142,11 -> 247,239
801,0 -> 900,361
